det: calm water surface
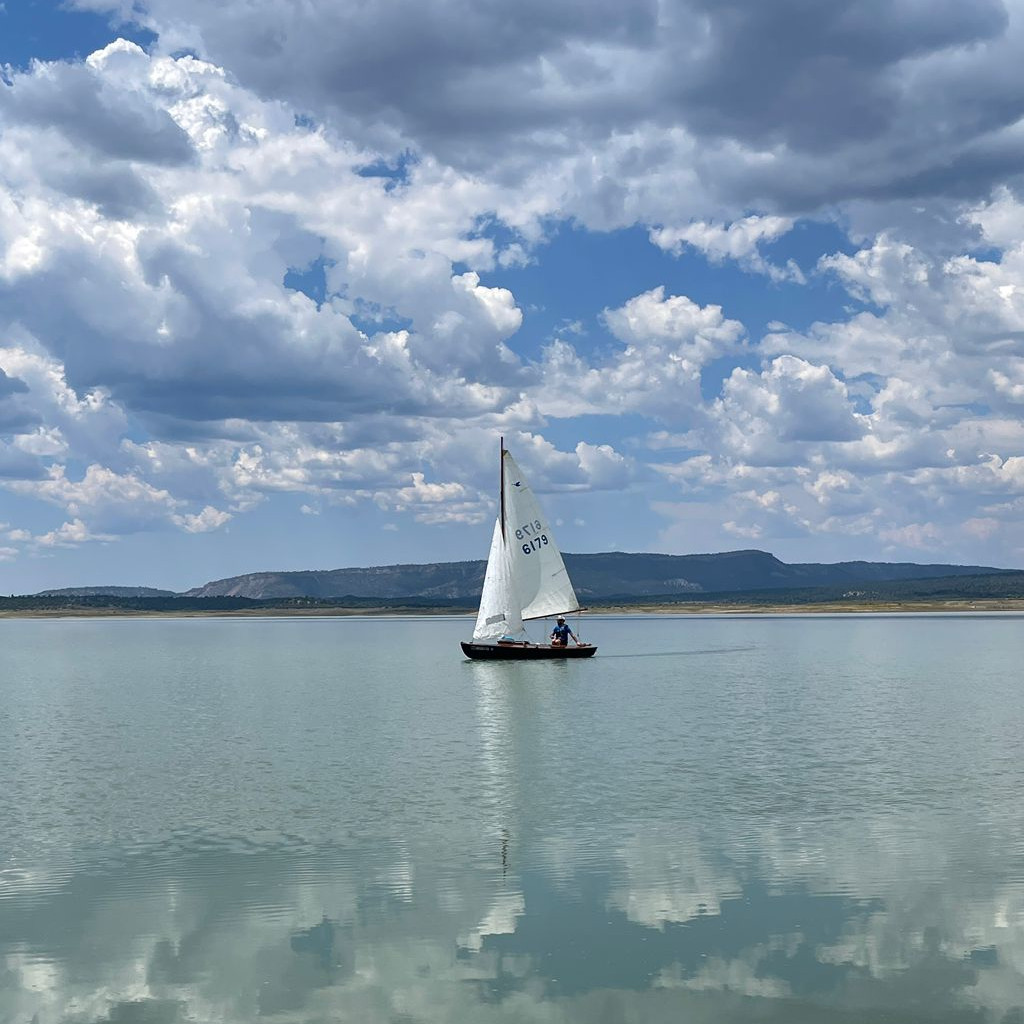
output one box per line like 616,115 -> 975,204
3,614 -> 1024,1023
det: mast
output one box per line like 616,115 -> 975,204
499,435 -> 506,539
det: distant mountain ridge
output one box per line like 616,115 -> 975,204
35,586 -> 178,598
183,550 -> 1008,601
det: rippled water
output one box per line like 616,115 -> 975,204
3,614 -> 1024,1023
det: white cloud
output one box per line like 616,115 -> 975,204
171,505 -> 232,533
878,521 -> 942,551
574,441 -> 634,489
534,287 -> 745,421
36,518 -> 116,547
602,286 -> 744,360
12,427 -> 67,457
650,215 -> 802,281
9,464 -> 178,525
0,46 -> 524,439
710,355 -> 867,463
395,473 -> 467,505
964,517 -> 1000,540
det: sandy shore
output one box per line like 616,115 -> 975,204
590,599 -> 1024,614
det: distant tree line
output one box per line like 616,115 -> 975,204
0,594 -> 472,613
586,571 -> 1024,608
5,571 -> 1024,614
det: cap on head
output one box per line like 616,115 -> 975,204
557,617 -> 565,623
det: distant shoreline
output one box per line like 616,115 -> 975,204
4,598 -> 1024,619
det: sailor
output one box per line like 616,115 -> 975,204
550,617 -> 578,647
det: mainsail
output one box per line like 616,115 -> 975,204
471,447 -> 580,641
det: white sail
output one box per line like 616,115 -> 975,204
472,517 -> 524,641
500,452 -> 580,621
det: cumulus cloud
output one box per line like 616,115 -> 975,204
650,215 -> 802,280
172,505 -> 232,533
631,195 -> 1024,562
0,46 -> 195,166
709,355 -> 867,462
36,518 -> 116,547
534,287 -> 745,421
0,43 -> 525,441
8,464 -> 181,532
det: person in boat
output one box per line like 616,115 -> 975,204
550,617 -> 578,647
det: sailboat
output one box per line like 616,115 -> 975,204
461,439 -> 597,660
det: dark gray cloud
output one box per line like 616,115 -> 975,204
76,0 -> 1024,212
673,0 -> 1008,152
0,60 -> 195,165
45,164 -> 163,219
150,0 -> 657,135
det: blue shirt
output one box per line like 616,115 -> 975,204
551,623 -> 571,642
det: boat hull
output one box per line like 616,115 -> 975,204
461,641 -> 598,660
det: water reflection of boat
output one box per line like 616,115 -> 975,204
461,439 -> 596,660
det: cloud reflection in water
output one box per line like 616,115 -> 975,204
2,818 -> 1023,1023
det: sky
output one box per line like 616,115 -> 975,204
3,0 -> 1024,592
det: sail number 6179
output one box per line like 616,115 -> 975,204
521,534 -> 549,554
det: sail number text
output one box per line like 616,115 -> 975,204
515,519 -> 549,554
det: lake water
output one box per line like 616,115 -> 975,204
3,614 -> 1024,1023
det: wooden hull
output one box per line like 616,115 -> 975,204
461,641 -> 598,660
